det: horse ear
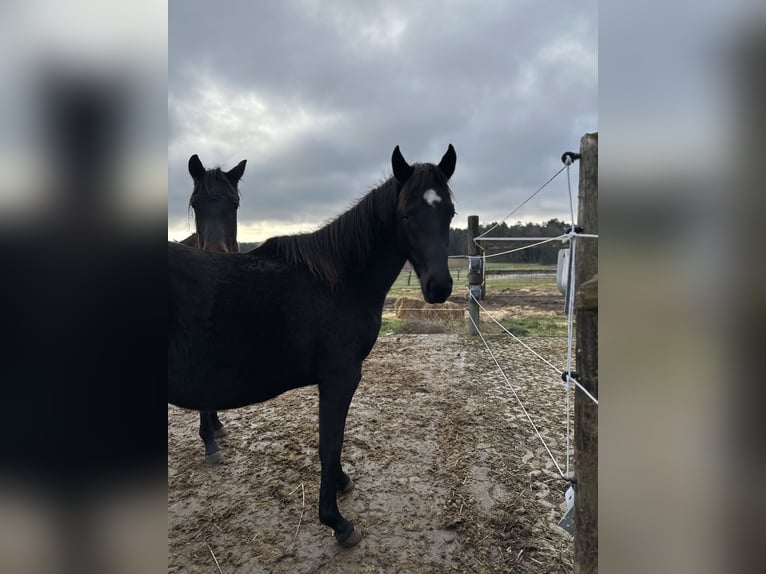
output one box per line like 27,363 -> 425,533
226,159 -> 247,183
437,144 -> 456,180
392,145 -> 414,185
188,154 -> 206,181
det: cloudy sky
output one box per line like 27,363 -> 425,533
168,0 -> 597,243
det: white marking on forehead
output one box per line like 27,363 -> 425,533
423,189 -> 442,207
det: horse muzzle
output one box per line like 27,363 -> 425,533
423,273 -> 453,304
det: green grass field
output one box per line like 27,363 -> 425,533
382,265 -> 567,337
495,315 -> 569,337
388,264 -> 558,299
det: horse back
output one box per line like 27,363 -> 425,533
168,242 -> 379,410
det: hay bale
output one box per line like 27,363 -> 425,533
394,296 -> 464,321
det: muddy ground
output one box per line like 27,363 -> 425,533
169,291 -> 576,573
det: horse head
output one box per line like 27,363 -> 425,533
392,144 -> 456,304
188,154 -> 246,253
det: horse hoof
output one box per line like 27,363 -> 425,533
213,427 -> 229,439
338,476 -> 355,495
337,526 -> 363,548
205,451 -> 224,465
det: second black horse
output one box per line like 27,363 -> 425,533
168,144 -> 457,546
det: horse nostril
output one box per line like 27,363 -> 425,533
425,278 -> 452,304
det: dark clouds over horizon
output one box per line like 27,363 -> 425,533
168,0 -> 597,242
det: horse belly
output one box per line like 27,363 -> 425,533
168,324 -> 316,411
170,338 -> 310,406
168,247 -> 348,409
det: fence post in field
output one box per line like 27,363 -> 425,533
574,132 -> 598,574
467,215 -> 481,335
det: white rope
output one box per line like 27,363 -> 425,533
475,236 -> 573,242
564,237 -> 577,474
480,234 -> 570,260
467,311 -> 567,479
468,287 -> 599,405
566,163 -> 576,227
455,150 -> 598,406
474,165 -> 567,243
562,163 -> 599,406
570,371 -> 597,403
468,288 -> 561,374
474,233 -> 599,242
443,236 -> 597,261
476,228 -> 595,264
566,368 -> 571,476
460,153 -> 599,480
564,163 -> 577,474
381,308 -> 468,313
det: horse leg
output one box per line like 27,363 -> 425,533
336,451 -> 354,495
318,378 -> 363,547
199,410 -> 223,465
211,411 -> 229,439
337,471 -> 355,494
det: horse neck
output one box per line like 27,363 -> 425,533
339,187 -> 408,306
351,237 -> 406,306
258,181 -> 406,305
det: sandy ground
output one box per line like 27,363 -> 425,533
169,328 -> 576,573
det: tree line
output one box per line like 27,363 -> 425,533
240,218 -> 569,266
448,218 -> 570,265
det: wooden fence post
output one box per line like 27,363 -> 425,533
467,215 -> 481,335
574,132 -> 598,573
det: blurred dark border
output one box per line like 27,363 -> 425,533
600,4 -> 766,574
0,2 -> 167,573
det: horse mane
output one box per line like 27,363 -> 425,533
257,163 -> 451,286
189,168 -> 240,211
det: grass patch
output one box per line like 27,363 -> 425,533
381,314 -> 567,337
483,262 -> 556,272
387,279 -> 561,300
484,277 -> 559,293
497,315 -> 569,337
380,317 -> 406,334
379,316 -> 465,335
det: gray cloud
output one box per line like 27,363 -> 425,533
168,0 -> 597,242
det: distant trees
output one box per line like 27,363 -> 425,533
448,219 -> 569,265
240,219 -> 568,265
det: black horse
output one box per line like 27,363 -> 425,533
180,153 -> 246,252
168,144 -> 457,546
180,153 -> 247,464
